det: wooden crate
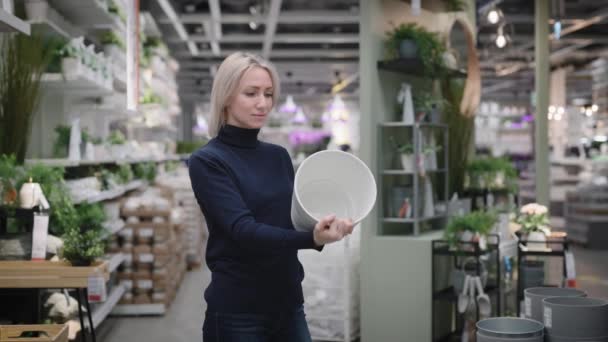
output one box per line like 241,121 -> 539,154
0,261 -> 108,288
0,324 -> 68,342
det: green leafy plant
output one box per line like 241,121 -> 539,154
443,0 -> 467,11
389,136 -> 414,155
0,34 -> 58,163
116,164 -> 133,184
413,92 -> 447,114
107,131 -> 126,145
165,161 -> 179,173
107,0 -> 127,23
466,157 -> 518,191
384,23 -> 446,75
100,31 -> 126,51
77,203 -> 106,232
140,88 -> 163,104
96,169 -> 117,190
17,164 -> 79,235
133,162 -> 157,182
444,210 -> 497,248
52,125 -> 71,158
424,145 -> 442,154
57,41 -> 78,59
439,77 -> 474,196
61,228 -> 105,266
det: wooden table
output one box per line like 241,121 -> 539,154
0,261 -> 109,342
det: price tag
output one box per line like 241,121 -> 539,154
565,251 -> 576,279
137,279 -> 153,289
524,297 -> 532,317
544,307 -> 552,328
139,253 -> 154,263
88,270 -> 107,303
31,213 -> 49,261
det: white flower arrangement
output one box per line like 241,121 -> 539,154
515,203 -> 551,235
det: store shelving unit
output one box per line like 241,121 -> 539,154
431,235 -> 502,341
516,234 -> 569,316
377,122 -> 449,236
0,8 -> 30,34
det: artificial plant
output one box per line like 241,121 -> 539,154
444,210 -> 497,249
384,23 -> 446,75
439,77 -> 475,196
0,34 -> 58,163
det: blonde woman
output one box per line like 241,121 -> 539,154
188,52 -> 354,341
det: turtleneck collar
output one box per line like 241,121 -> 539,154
217,124 -> 260,148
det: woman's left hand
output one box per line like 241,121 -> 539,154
333,218 -> 355,237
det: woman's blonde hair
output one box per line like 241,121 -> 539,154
208,52 -> 281,137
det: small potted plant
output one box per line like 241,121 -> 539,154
514,203 -> 550,251
384,22 -> 446,75
444,210 -> 497,251
424,145 -> 442,171
389,136 -> 415,172
61,228 -> 105,266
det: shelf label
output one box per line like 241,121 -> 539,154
524,297 -> 532,317
544,307 -> 552,328
31,213 -> 49,261
88,270 -> 107,303
565,251 -> 576,279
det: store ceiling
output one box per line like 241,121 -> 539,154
145,0 -> 360,102
477,0 -> 608,103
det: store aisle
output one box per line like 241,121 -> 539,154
98,266 -> 210,342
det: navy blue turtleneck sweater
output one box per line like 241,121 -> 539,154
188,124 -> 320,313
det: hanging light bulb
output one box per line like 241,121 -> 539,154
592,104 -> 599,112
249,21 -> 258,30
487,8 -> 501,24
496,25 -> 507,48
329,95 -> 349,122
279,95 -> 297,113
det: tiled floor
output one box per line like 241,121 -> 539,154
97,246 -> 608,342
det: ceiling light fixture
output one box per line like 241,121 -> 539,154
487,8 -> 502,24
249,21 -> 258,30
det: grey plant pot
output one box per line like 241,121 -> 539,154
399,39 -> 418,59
477,317 -> 544,342
543,297 -> 608,340
524,287 -> 586,323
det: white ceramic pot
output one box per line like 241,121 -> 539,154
425,152 -> 438,170
400,154 -> 415,173
527,231 -> 548,251
61,58 -> 82,80
24,0 -> 48,21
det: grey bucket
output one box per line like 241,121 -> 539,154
477,317 -> 544,342
543,297 -> 608,340
524,287 -> 586,323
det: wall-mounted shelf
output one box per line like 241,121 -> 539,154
377,59 -> 466,78
48,0 -> 116,29
26,6 -> 82,38
0,8 -> 30,34
73,180 -> 146,204
112,303 -> 166,316
41,73 -> 114,96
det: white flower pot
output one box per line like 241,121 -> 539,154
527,231 -> 548,251
400,154 -> 415,172
24,0 -> 48,21
425,152 -> 438,170
61,58 -> 82,80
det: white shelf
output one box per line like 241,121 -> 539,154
26,156 -> 183,167
92,283 -> 127,328
111,303 -> 166,316
380,122 -> 447,128
26,5 -> 82,38
41,73 -> 114,96
102,219 -> 125,236
106,253 -> 126,273
48,0 -> 116,29
0,8 -> 30,34
73,180 -> 146,204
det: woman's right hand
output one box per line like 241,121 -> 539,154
313,214 -> 354,247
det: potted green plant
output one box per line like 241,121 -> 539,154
389,136 -> 415,172
444,210 -> 497,251
442,0 -> 467,11
384,23 -> 446,75
0,34 -> 57,164
61,228 -> 105,266
100,31 -> 126,53
424,145 -> 442,171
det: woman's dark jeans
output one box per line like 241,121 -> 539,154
203,306 -> 312,342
